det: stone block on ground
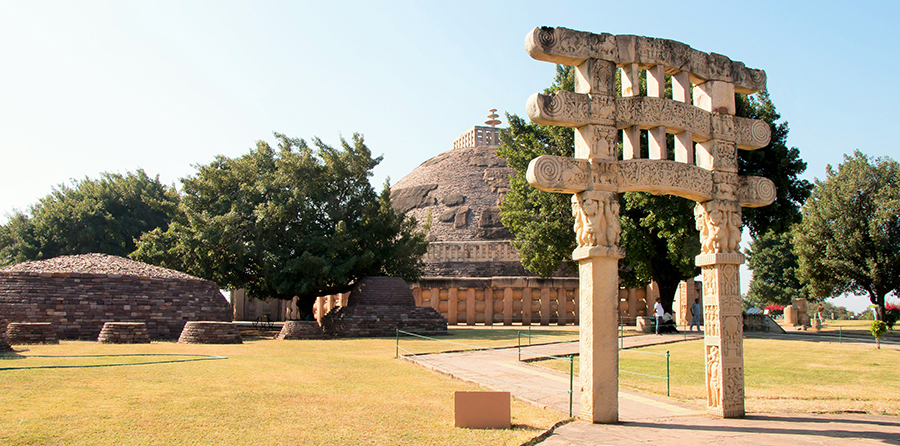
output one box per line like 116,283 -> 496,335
276,321 -> 330,340
178,321 -> 242,344
7,322 -> 58,345
97,322 -> 151,344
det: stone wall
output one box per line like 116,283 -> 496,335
0,272 -> 232,340
309,277 -> 660,327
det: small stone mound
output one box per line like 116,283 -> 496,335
0,253 -> 197,280
178,321 -> 242,344
97,322 -> 151,344
0,318 -> 12,352
7,322 -> 58,345
276,321 -> 330,340
321,276 -> 447,337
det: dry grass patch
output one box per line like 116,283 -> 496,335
1,337 -> 562,446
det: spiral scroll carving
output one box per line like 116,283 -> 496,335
750,120 -> 770,146
538,27 -> 556,49
535,156 -> 561,184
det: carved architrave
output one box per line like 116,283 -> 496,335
525,27 -> 767,93
694,200 -> 741,255
572,190 -> 621,248
615,97 -> 711,137
737,176 -> 776,207
734,116 -> 771,149
527,91 -> 615,127
617,159 -> 713,202
527,155 -> 590,194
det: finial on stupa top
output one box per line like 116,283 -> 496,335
484,109 -> 501,127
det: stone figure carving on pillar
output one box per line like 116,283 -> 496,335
522,26 -> 776,422
573,191 -> 620,248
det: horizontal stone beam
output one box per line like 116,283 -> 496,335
525,26 -> 766,94
527,93 -> 771,150
617,159 -> 713,202
737,176 -> 777,207
527,156 -> 777,207
527,155 -> 591,194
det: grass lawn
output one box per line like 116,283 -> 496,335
536,337 -> 900,415
0,331 -> 565,446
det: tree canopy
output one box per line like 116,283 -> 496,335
745,229 -> 809,307
0,170 -> 179,265
131,133 -> 428,311
736,90 -> 812,237
793,150 -> 900,319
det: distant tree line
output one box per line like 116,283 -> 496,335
0,133 -> 429,313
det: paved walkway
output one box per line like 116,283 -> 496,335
402,331 -> 900,445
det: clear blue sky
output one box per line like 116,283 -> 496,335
1,1 -> 896,312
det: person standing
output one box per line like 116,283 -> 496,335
690,298 -> 702,332
654,297 -> 664,335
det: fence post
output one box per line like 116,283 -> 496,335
568,354 -> 574,418
518,331 -> 521,362
839,326 -> 842,344
395,329 -> 399,359
666,350 -> 671,397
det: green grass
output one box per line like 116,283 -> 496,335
535,338 -> 900,415
1,335 -> 563,446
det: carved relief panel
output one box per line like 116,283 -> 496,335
572,190 -> 620,248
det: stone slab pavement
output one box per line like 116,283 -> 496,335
402,332 -> 900,445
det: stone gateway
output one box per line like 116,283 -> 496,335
522,26 -> 775,422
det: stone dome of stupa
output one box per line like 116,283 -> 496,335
390,111 -> 529,277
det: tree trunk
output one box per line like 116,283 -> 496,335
657,279 -> 681,315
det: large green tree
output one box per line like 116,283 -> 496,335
131,133 -> 428,312
0,170 -> 179,265
745,229 -> 809,307
736,90 -> 812,237
738,90 -> 813,307
793,150 -> 900,320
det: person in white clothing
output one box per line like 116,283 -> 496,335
654,297 -> 664,335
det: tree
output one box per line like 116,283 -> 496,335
131,133 -> 428,313
498,65 -> 577,278
745,229 -> 809,307
736,89 -> 813,237
793,151 -> 900,320
0,170 -> 179,265
618,193 -> 700,313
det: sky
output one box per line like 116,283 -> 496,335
1,1 -> 897,312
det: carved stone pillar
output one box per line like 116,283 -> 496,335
572,190 -> 623,423
695,200 -> 745,418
